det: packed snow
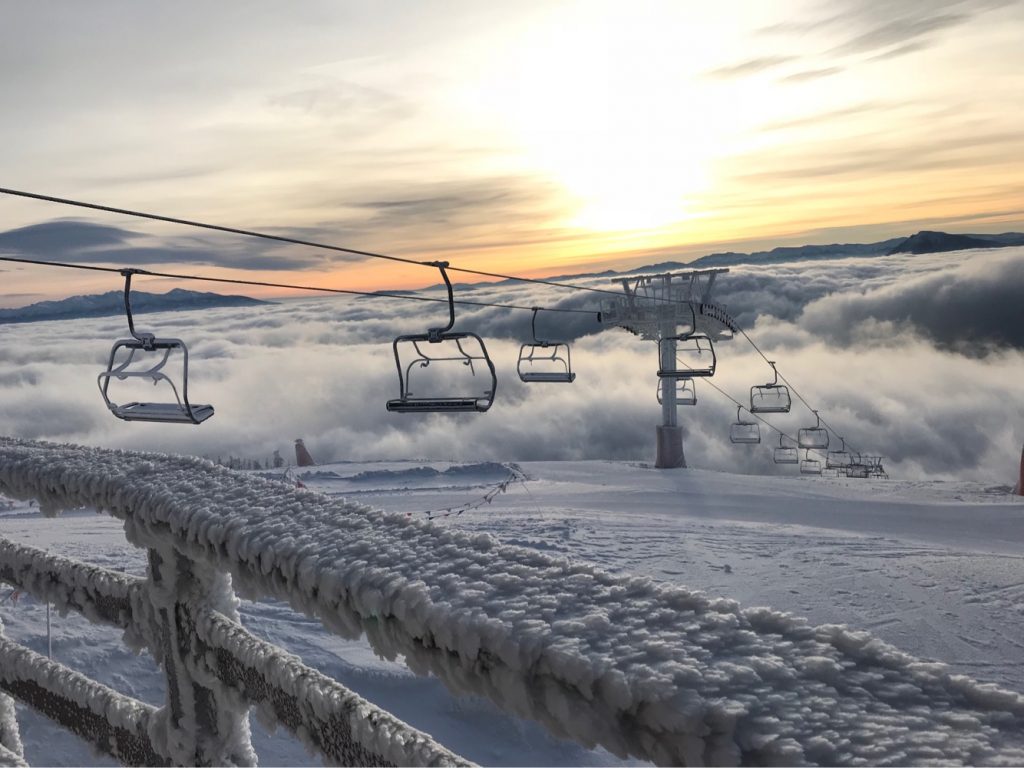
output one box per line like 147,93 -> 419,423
1,438 -> 1024,766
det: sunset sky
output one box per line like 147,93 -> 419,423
1,0 -> 1023,303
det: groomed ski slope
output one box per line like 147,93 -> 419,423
2,438 -> 1024,765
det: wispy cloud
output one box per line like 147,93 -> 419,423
706,55 -> 797,79
780,66 -> 844,83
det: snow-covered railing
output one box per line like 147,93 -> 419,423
3,437 -> 1024,766
0,539 -> 465,766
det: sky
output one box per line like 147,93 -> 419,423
1,0 -> 1024,303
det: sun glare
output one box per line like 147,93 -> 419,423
464,2 -> 742,234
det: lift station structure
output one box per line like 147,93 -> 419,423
601,268 -> 738,468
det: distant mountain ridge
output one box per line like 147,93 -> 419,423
886,230 -> 1024,255
451,230 -> 1024,292
0,288 -> 269,325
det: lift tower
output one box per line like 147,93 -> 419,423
601,268 -> 737,468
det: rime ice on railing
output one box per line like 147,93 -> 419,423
2,437 -> 1024,766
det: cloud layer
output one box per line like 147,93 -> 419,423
1,248 -> 1022,483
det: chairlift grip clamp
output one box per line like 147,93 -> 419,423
426,260 -> 455,341
119,268 -> 157,349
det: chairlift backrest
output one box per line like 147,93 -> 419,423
387,262 -> 497,413
657,378 -> 696,406
773,434 -> 799,464
729,406 -> 761,444
750,362 -> 791,414
658,332 -> 716,379
800,450 -> 822,475
517,308 -> 576,383
798,410 -> 830,449
97,270 -> 214,425
774,447 -> 799,464
826,437 -> 852,469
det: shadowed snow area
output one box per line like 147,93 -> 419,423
2,438 -> 1024,766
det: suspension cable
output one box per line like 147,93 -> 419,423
0,255 -> 596,316
0,186 -> 636,300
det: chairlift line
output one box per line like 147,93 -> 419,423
1,187 -> 883,462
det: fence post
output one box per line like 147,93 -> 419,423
144,548 -> 255,767
0,619 -> 24,766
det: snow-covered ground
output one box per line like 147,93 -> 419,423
1,458 -> 1023,765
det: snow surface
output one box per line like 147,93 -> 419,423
2,438 -> 1024,766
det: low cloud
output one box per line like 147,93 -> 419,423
0,247 -> 1022,484
799,248 -> 1024,352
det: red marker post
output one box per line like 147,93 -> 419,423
1019,444 -> 1024,496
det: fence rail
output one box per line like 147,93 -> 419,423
0,537 -> 465,766
3,437 -> 1024,767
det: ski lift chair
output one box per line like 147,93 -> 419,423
845,455 -> 870,478
729,406 -> 761,444
657,378 -> 697,406
97,269 -> 214,425
750,361 -> 791,414
798,410 -> 830,450
800,450 -> 822,475
517,308 -> 576,383
864,456 -> 888,479
773,434 -> 799,464
387,262 -> 497,413
658,332 -> 716,379
826,437 -> 852,470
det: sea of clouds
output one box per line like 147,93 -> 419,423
1,246 -> 1022,482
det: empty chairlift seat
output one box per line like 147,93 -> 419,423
657,378 -> 696,406
658,332 -> 716,379
845,455 -> 870,478
750,361 -> 791,414
729,406 -> 761,444
517,308 -> 576,383
826,437 -> 852,470
773,434 -> 799,464
798,410 -> 830,450
387,262 -> 497,413
800,450 -> 822,475
97,270 -> 214,425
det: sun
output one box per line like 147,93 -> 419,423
463,1 -> 735,233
